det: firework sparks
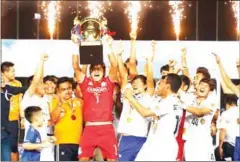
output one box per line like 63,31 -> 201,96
41,1 -> 61,40
169,1 -> 184,41
230,0 -> 239,35
125,1 -> 141,33
88,1 -> 104,18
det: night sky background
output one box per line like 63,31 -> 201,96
1,0 -> 239,40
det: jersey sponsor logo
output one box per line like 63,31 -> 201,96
101,82 -> 107,87
87,87 -> 108,93
88,81 -> 93,86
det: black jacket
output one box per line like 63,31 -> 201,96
1,85 -> 27,134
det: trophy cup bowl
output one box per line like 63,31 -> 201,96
71,17 -> 102,45
81,19 -> 101,42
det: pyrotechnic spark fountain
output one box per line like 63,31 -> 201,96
88,1 -> 105,18
230,0 -> 239,37
125,1 -> 141,33
41,1 -> 61,40
169,1 -> 184,41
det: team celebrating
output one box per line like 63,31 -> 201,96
1,32 -> 240,161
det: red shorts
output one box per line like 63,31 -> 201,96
78,124 -> 118,160
176,137 -> 185,161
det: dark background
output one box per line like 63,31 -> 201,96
1,0 -> 239,40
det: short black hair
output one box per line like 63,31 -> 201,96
131,75 -> 147,85
199,78 -> 211,87
125,58 -> 138,66
56,77 -> 72,89
89,64 -> 106,76
196,67 -> 211,80
224,94 -> 238,106
43,75 -> 58,84
180,75 -> 191,91
24,106 -> 42,123
72,81 -> 78,90
209,79 -> 216,91
160,64 -> 169,73
1,61 -> 14,73
165,74 -> 182,93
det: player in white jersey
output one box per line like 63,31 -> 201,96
214,94 -> 239,161
117,41 -> 155,161
20,54 -> 54,161
124,73 -> 183,161
182,78 -> 217,161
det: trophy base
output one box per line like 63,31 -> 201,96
79,44 -> 103,65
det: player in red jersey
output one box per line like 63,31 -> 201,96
176,75 -> 191,161
72,36 -> 123,161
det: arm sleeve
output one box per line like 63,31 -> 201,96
24,128 -> 36,143
5,85 -> 28,95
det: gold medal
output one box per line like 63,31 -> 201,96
126,117 -> 132,123
200,118 -> 206,125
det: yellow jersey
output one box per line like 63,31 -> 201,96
51,98 -> 83,145
9,80 -> 23,121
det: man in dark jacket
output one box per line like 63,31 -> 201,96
1,79 -> 27,161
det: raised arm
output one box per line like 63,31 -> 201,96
72,52 -> 85,83
146,41 -> 156,96
220,77 -> 235,94
128,31 -> 138,76
28,54 -> 48,96
102,35 -> 119,82
116,42 -> 128,89
168,60 -> 176,74
213,53 -> 240,96
180,48 -> 190,77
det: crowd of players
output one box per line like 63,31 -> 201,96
1,33 -> 240,161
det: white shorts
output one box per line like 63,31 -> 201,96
184,137 -> 215,161
135,138 -> 178,161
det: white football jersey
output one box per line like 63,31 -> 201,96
117,84 -> 151,137
218,106 -> 239,146
135,94 -> 180,161
186,96 -> 217,140
148,94 -> 181,141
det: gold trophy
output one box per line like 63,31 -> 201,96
71,16 -> 112,64
71,16 -> 109,45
